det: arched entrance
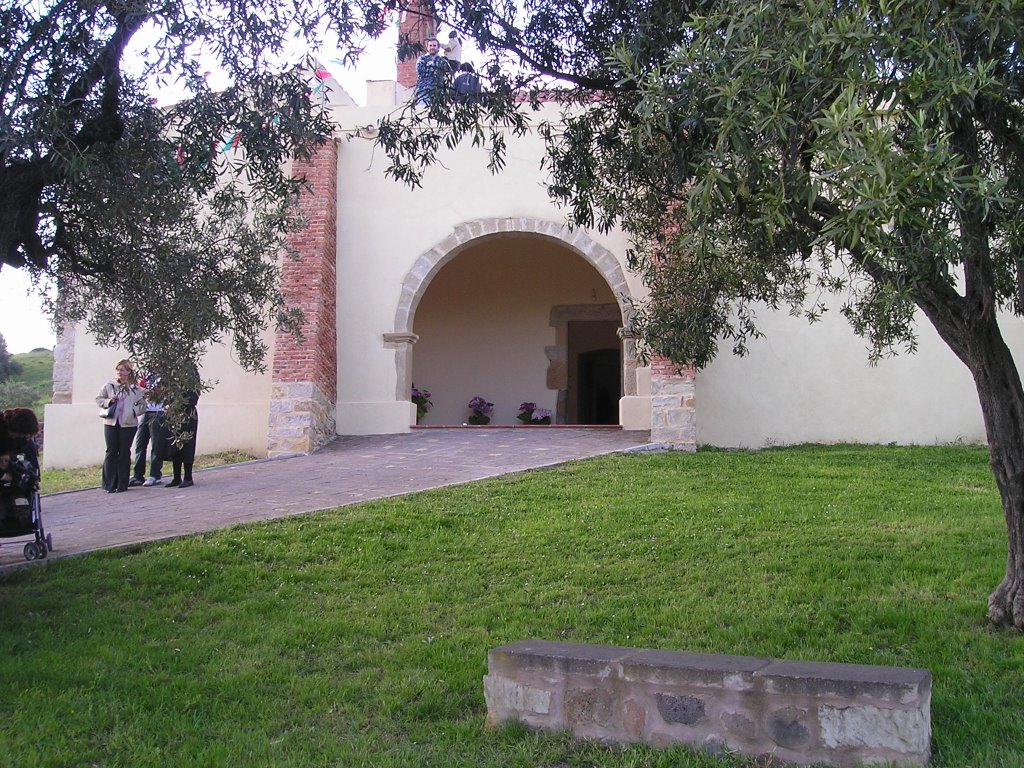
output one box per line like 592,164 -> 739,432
390,218 -> 638,425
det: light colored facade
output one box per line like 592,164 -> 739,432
331,99 -> 645,436
41,39 -> 1024,468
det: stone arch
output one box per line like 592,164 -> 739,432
389,217 -> 638,405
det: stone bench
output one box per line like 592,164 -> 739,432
484,640 -> 931,766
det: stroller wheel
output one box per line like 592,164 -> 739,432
23,542 -> 40,561
45,533 -> 53,552
36,542 -> 47,559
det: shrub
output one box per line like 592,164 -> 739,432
0,381 -> 43,410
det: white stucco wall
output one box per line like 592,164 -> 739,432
696,301 -> 1024,447
46,87 -> 1024,464
43,323 -> 273,469
331,102 -> 644,434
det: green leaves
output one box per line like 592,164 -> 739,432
0,0 -> 359,387
5,0 -> 1024,409
30,75 -> 300,407
557,0 -> 1024,367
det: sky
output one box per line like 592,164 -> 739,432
0,27 -> 403,355
0,269 -> 56,354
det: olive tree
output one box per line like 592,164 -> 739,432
609,0 -> 1024,630
377,0 -> 1024,628
0,0 -> 388,399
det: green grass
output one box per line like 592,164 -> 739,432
11,348 -> 53,390
3,348 -> 53,412
1,445 -> 1022,767
39,450 -> 259,495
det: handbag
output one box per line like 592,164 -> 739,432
98,402 -> 116,419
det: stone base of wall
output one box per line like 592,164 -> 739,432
484,639 -> 931,767
650,373 -> 696,450
267,381 -> 335,457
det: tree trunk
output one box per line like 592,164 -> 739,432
955,318 -> 1024,629
966,335 -> 1024,630
0,161 -> 54,270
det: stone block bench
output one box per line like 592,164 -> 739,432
484,640 -> 931,766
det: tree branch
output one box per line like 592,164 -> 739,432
61,6 -> 151,151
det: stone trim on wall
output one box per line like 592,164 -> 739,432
383,332 -> 419,407
391,218 -> 637,404
267,381 -> 335,457
650,354 -> 696,450
618,325 -> 639,402
51,321 -> 75,404
383,332 -> 419,345
545,303 -> 635,424
269,140 -> 339,456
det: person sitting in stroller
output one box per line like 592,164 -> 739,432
2,408 -> 41,474
0,409 -> 45,551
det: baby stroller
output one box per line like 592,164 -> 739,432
0,455 -> 53,561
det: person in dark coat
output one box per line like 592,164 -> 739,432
415,38 -> 451,106
159,389 -> 200,488
451,62 -> 482,104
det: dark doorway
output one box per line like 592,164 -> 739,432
565,318 -> 621,424
578,349 -> 621,424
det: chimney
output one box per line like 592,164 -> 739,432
397,0 -> 437,89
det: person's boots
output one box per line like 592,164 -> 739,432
166,461 -> 182,487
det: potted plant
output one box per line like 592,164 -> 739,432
517,402 -> 552,425
467,396 -> 494,425
411,385 -> 432,423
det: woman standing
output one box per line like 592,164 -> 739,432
96,359 -> 147,493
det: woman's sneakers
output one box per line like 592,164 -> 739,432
142,477 -> 161,486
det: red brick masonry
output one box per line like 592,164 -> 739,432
274,141 -> 339,400
268,140 -> 339,456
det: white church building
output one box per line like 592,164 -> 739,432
40,13 -> 1024,469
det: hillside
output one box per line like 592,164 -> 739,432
1,348 -> 53,412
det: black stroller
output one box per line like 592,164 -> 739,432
0,455 -> 53,561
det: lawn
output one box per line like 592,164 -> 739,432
0,445 -> 1021,767
38,450 -> 260,495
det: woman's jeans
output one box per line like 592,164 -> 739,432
132,411 -> 164,481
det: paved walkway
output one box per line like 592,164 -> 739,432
0,428 -> 651,569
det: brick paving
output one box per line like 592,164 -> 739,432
0,428 -> 651,569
